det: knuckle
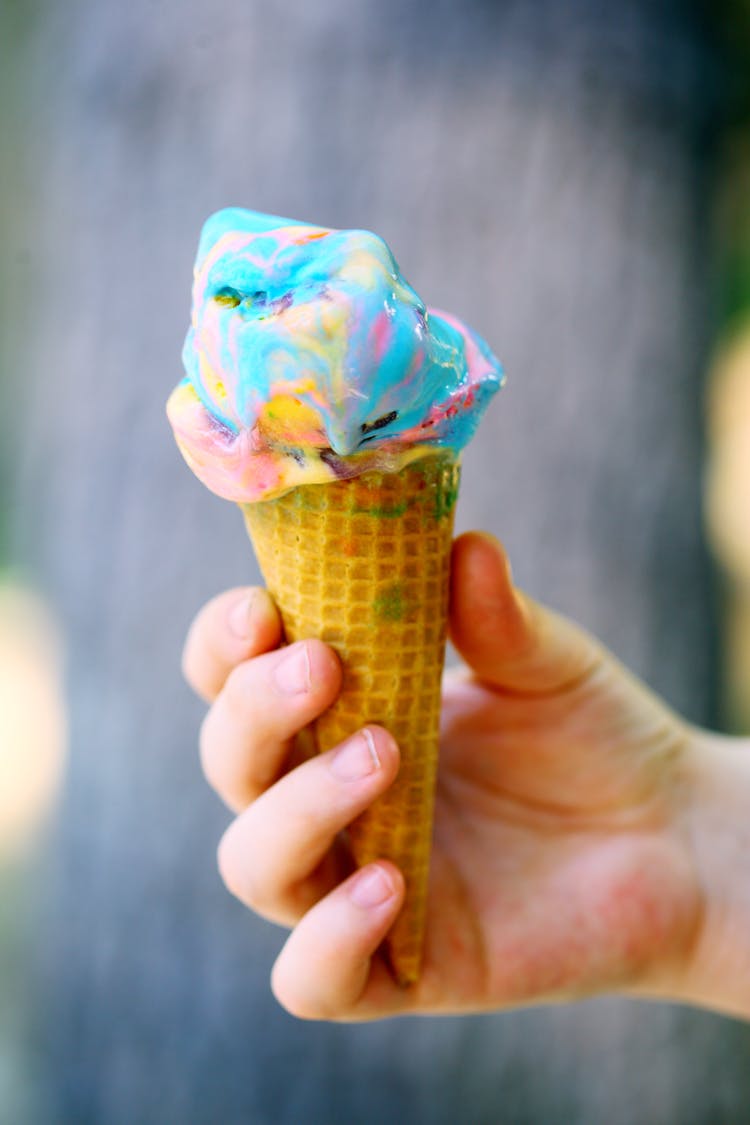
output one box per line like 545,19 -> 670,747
270,961 -> 323,1021
222,660 -> 256,715
216,829 -> 241,897
217,821 -> 272,913
180,628 -> 202,691
179,643 -> 193,688
198,711 -> 223,792
216,827 -> 255,904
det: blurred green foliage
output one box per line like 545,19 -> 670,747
720,139 -> 750,328
713,2 -> 750,328
0,0 -> 39,564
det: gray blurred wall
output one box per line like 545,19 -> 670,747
5,0 -> 750,1122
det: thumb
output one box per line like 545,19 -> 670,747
449,532 -> 603,693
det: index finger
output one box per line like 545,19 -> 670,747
182,586 -> 283,703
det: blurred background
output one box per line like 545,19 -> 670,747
2,0 -> 750,1121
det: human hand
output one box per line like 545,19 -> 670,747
182,532 -> 705,1020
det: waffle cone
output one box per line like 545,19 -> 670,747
241,453 -> 460,985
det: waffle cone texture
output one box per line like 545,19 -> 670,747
242,453 -> 460,985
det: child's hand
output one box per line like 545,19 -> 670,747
182,532 -> 704,1021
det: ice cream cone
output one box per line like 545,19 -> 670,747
168,207 -> 504,985
242,452 -> 460,985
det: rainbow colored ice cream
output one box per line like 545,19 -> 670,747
167,208 -> 503,500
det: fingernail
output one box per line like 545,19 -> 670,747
228,591 -> 256,639
349,864 -> 395,908
274,643 -> 311,694
330,728 -> 381,781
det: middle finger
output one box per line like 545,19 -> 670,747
200,639 -> 342,811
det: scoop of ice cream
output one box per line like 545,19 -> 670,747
167,208 -> 504,502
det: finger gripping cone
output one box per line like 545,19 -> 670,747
242,454 -> 460,985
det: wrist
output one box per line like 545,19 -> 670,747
672,729 -> 750,1019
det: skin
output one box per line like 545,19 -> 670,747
182,532 -> 750,1022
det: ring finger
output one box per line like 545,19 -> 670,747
217,725 -> 399,926
200,638 -> 342,811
